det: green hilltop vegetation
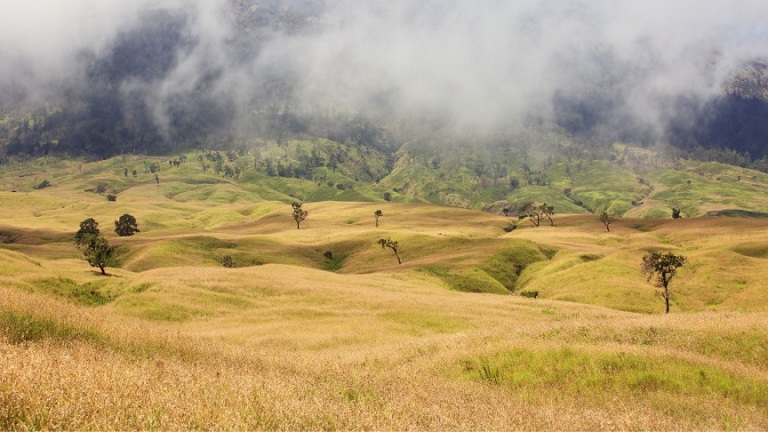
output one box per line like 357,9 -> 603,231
6,131 -> 768,219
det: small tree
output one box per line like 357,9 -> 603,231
374,209 -> 383,227
599,211 -> 613,232
292,202 -> 308,229
672,207 -> 682,219
641,252 -> 687,314
75,218 -> 100,247
378,238 -> 401,264
114,214 -> 139,237
80,234 -> 114,275
539,203 -> 555,226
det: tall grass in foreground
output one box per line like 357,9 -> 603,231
2,285 -> 767,430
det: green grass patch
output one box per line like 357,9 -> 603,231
569,161 -> 650,214
121,236 -> 243,271
733,243 -> 768,259
462,347 -> 768,405
0,310 -> 101,344
646,163 -> 768,217
381,311 -> 466,335
449,270 -> 510,295
478,240 -> 552,291
421,266 -> 507,295
30,277 -> 118,306
505,185 -> 588,215
113,296 -> 206,322
321,250 -> 345,272
638,207 -> 671,219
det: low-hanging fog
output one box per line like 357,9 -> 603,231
1,0 -> 767,156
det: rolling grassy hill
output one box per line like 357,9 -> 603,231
1,156 -> 768,429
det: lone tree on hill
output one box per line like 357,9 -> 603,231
79,233 -> 114,275
114,214 -> 139,237
378,238 -> 401,264
599,211 -> 613,232
292,202 -> 308,229
672,207 -> 682,219
75,218 -> 100,247
641,252 -> 687,314
518,202 -> 553,227
374,209 -> 383,227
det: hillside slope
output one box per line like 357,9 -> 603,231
1,155 -> 768,313
6,141 -> 768,219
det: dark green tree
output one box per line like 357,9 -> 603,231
374,209 -> 383,227
641,252 -> 687,314
378,238 -> 401,264
75,218 -> 100,247
292,202 -> 308,229
598,211 -> 613,232
672,207 -> 682,219
80,234 -> 114,275
114,214 -> 139,237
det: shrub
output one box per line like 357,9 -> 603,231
106,194 -> 117,202
520,290 -> 539,299
33,179 -> 51,189
221,255 -> 235,268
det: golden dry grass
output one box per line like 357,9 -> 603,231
1,157 -> 768,430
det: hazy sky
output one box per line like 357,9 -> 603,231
2,0 -> 767,134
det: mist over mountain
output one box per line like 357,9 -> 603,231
1,0 -> 768,158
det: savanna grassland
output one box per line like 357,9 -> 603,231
1,155 -> 768,430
